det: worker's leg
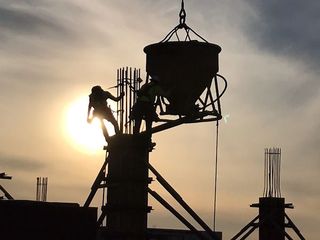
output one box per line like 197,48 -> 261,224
145,104 -> 157,138
133,118 -> 142,134
104,107 -> 120,134
100,119 -> 110,142
145,119 -> 152,138
109,115 -> 120,134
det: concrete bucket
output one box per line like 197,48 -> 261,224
144,40 -> 221,115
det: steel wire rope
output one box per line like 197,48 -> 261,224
212,115 -> 220,232
159,0 -> 208,43
212,73 -> 227,231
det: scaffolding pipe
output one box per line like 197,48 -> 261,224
84,156 -> 109,207
285,213 -> 305,240
148,163 -> 218,240
148,188 -> 208,240
0,185 -> 14,200
230,215 -> 259,240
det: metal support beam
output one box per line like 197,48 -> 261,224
0,185 -> 14,200
148,163 -> 219,240
0,172 -> 12,180
148,188 -> 208,240
239,224 -> 258,240
230,215 -> 259,240
285,213 -> 305,240
84,155 -> 109,207
150,112 -> 221,134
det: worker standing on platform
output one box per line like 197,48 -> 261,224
130,76 -> 167,135
87,85 -> 124,142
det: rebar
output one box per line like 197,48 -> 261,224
116,67 -> 141,134
36,177 -> 48,201
263,148 -> 281,198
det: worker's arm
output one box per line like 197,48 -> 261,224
87,97 -> 93,123
107,91 -> 125,102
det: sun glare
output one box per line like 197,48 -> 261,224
64,96 -> 114,153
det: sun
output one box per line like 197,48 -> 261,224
64,96 -> 115,153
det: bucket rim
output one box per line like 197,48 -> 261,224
144,40 -> 222,54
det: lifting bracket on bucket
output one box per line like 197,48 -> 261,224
161,0 -> 208,43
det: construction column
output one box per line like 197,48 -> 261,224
105,134 -> 151,240
259,197 -> 285,240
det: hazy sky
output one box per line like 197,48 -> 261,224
0,0 -> 319,239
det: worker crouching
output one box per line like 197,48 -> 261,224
130,76 -> 167,137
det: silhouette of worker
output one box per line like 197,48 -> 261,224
87,85 -> 124,141
131,76 -> 166,135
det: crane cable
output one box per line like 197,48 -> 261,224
213,117 -> 219,231
212,74 -> 225,232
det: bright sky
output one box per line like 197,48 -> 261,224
0,0 -> 319,239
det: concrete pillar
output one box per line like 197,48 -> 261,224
106,134 -> 151,240
259,197 -> 285,240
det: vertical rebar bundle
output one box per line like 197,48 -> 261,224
263,148 -> 281,198
117,67 -> 141,134
231,148 -> 305,240
36,177 -> 48,202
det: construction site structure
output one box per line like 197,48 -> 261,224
84,1 -> 226,240
231,148 -> 305,240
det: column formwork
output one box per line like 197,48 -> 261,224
105,134 -> 151,240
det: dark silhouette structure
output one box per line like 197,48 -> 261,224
0,200 -> 97,240
231,148 -> 305,240
84,1 -> 226,240
0,172 -> 13,200
0,172 -> 12,180
0,173 -> 96,240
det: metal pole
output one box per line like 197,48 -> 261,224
120,68 -> 124,133
148,163 -> 218,240
129,67 -> 132,134
84,156 -> 109,207
125,67 -> 128,133
263,149 -> 266,197
284,213 -> 305,240
43,177 -> 48,201
239,225 -> 259,240
0,185 -> 14,200
36,177 -> 39,201
148,188 -> 209,240
117,69 -> 119,124
230,215 -> 259,240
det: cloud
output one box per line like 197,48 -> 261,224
245,0 -> 320,70
0,4 -> 82,51
0,1 -> 114,58
0,153 -> 45,171
0,6 -> 69,36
